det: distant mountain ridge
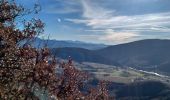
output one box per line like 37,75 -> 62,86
51,39 -> 170,75
32,38 -> 107,50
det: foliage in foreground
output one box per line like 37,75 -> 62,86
0,0 -> 110,99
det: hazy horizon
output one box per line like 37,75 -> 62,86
37,37 -> 170,45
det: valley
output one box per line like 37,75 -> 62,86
49,39 -> 170,99
74,62 -> 170,84
72,61 -> 170,99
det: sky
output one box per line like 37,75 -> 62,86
16,0 -> 170,45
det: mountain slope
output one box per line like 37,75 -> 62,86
51,47 -> 119,66
89,79 -> 170,100
96,39 -> 170,74
115,81 -> 170,100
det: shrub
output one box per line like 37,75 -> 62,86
0,0 -> 110,99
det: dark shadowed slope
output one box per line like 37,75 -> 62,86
115,81 -> 170,100
96,39 -> 170,74
88,79 -> 170,100
51,47 -> 120,66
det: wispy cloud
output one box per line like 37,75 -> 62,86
78,29 -> 141,44
98,29 -> 140,42
43,0 -> 81,14
66,12 -> 170,31
65,0 -> 170,44
45,6 -> 80,14
81,0 -> 114,19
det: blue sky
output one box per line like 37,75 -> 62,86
16,0 -> 170,44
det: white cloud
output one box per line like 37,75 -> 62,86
65,0 -> 170,43
66,12 -> 170,31
79,29 -> 141,44
99,29 -> 141,43
81,0 -> 114,19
